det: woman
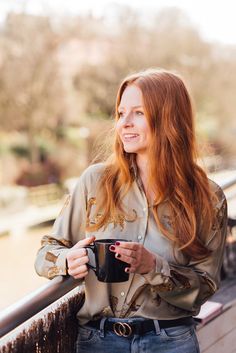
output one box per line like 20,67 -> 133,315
35,69 -> 227,353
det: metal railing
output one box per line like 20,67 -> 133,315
0,173 -> 236,352
0,276 -> 81,339
0,277 -> 84,353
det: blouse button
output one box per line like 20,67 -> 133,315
120,291 -> 125,297
138,235 -> 143,241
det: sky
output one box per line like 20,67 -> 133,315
0,0 -> 236,45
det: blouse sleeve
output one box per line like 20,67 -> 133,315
143,186 -> 228,314
34,174 -> 87,279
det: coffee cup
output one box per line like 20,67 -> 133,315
85,239 -> 130,283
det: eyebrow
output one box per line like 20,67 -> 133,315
118,105 -> 144,110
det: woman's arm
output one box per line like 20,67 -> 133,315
112,191 -> 227,313
34,175 -> 88,279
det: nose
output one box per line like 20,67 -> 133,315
121,111 -> 134,127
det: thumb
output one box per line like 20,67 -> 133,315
73,236 -> 96,249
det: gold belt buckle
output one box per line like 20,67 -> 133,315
113,322 -> 132,337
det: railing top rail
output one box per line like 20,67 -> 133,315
0,172 -> 236,339
0,276 -> 80,339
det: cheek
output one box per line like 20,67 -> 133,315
139,121 -> 151,136
115,121 -> 122,135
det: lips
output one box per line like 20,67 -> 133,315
122,133 -> 139,141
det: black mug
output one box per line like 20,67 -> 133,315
85,239 -> 130,283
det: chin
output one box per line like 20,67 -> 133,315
123,147 -> 138,154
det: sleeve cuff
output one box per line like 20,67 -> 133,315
47,248 -> 70,278
142,254 -> 171,284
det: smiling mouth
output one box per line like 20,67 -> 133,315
122,133 -> 139,141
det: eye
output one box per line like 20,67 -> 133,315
135,110 -> 144,116
118,111 -> 124,118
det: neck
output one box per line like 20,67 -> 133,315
136,154 -> 148,179
136,154 -> 154,204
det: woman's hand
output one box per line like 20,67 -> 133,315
109,241 -> 156,274
66,236 -> 95,279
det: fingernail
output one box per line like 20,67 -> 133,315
115,241 -> 120,246
109,245 -> 115,251
125,268 -> 130,273
115,253 -> 121,258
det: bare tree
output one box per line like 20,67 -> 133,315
0,13 -> 65,163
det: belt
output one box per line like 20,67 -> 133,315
87,317 -> 194,337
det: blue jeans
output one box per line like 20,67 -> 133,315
75,318 -> 200,353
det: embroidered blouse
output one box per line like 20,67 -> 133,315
35,163 -> 228,325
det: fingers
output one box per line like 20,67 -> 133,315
109,243 -> 139,272
66,253 -> 90,279
109,242 -> 152,274
67,247 -> 87,261
115,241 -> 139,250
73,271 -> 88,280
110,245 -> 136,259
69,255 -> 89,270
109,242 -> 139,261
115,252 -> 137,266
67,264 -> 89,279
66,236 -> 95,279
73,236 -> 95,249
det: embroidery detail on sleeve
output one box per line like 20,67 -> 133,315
170,270 -> 191,289
86,197 -> 97,227
48,266 -> 61,277
198,276 -> 216,300
45,251 -> 58,264
212,197 -> 227,231
58,194 -> 71,217
151,281 -> 174,292
150,287 -> 162,306
41,236 -> 72,248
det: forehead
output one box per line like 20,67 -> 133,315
119,85 -> 143,109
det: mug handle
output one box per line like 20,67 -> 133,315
84,244 -> 97,272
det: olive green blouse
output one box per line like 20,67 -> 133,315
35,163 -> 228,325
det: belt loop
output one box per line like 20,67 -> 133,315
153,320 -> 161,335
99,317 -> 107,338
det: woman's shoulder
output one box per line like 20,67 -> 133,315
70,163 -> 106,196
207,178 -> 227,209
77,162 -> 106,188
82,162 -> 106,177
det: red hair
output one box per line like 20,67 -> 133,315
87,69 -> 216,259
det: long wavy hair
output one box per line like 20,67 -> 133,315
87,68 -> 216,259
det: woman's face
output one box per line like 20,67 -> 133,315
116,85 -> 151,157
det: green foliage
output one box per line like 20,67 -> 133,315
10,144 -> 30,158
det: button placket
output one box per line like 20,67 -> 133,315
116,181 -> 149,314
137,205 -> 148,244
114,277 -> 133,314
